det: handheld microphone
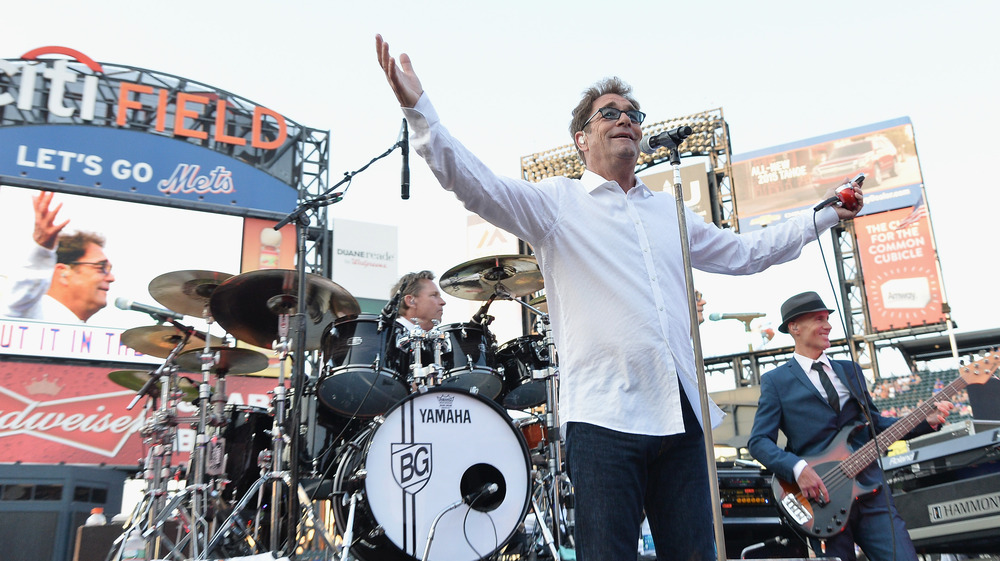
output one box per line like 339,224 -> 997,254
709,312 -> 766,322
115,297 -> 184,320
814,173 -> 865,211
400,118 -> 410,200
639,125 -> 693,154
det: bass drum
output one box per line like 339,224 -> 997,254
317,314 -> 409,419
332,389 -> 531,561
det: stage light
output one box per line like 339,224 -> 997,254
521,108 -> 728,182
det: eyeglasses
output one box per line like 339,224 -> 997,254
69,260 -> 113,275
581,106 -> 646,130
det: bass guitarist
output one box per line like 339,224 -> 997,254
748,291 -> 953,561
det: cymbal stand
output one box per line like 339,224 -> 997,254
111,335 -> 194,560
136,339 -> 222,560
490,283 -> 569,553
204,310 -> 336,558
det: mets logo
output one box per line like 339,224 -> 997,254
391,442 -> 432,493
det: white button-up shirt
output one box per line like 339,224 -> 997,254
405,94 -> 838,436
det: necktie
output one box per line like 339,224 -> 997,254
812,362 -> 841,415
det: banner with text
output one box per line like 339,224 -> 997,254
731,118 -> 923,231
0,359 -> 280,465
855,205 -> 945,332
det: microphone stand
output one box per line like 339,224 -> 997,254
663,139 -> 728,561
271,140 -> 404,555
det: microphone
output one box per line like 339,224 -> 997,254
115,297 -> 184,320
463,482 -> 499,506
639,125 -> 693,154
400,118 -> 410,200
709,312 -> 766,322
379,282 -> 407,332
814,172 -> 865,211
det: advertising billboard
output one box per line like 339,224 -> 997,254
854,201 -> 946,332
731,118 -> 923,231
1,47 -> 306,219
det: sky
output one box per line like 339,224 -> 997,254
5,0 -> 999,382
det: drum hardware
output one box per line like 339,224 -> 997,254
112,322 -> 210,560
395,320 -> 450,388
205,294 -> 338,557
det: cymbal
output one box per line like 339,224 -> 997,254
175,347 -> 269,376
439,254 -> 543,301
148,270 -> 235,317
209,269 -> 360,350
121,325 -> 207,358
108,370 -> 199,402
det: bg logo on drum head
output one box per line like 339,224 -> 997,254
391,442 -> 432,493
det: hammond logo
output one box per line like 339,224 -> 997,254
391,442 -> 431,494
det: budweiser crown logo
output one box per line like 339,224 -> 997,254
25,375 -> 63,396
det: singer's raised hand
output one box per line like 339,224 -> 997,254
376,34 -> 423,108
32,191 -> 70,250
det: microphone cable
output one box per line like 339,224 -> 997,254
811,202 -> 900,561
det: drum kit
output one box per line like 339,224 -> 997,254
107,255 -> 571,561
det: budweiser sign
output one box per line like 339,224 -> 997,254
0,359 -> 280,465
0,361 -> 146,463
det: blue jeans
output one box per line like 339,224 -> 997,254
565,385 -> 715,561
813,489 -> 917,561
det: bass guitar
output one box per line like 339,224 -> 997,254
771,350 -> 999,538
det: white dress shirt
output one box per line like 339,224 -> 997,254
405,93 -> 839,436
1,241 -> 83,324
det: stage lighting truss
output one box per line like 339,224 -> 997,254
519,108 -> 729,182
519,108 -> 737,231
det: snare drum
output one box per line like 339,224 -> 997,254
496,335 -> 551,410
332,389 -> 531,561
317,314 -> 409,419
437,322 -> 503,399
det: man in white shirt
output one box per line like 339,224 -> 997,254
389,270 -> 446,332
2,191 -> 115,323
375,35 -> 865,560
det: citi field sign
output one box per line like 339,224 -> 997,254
0,46 -> 306,218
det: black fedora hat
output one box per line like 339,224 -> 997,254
778,291 -> 834,334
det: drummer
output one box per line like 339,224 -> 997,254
390,270 -> 446,331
